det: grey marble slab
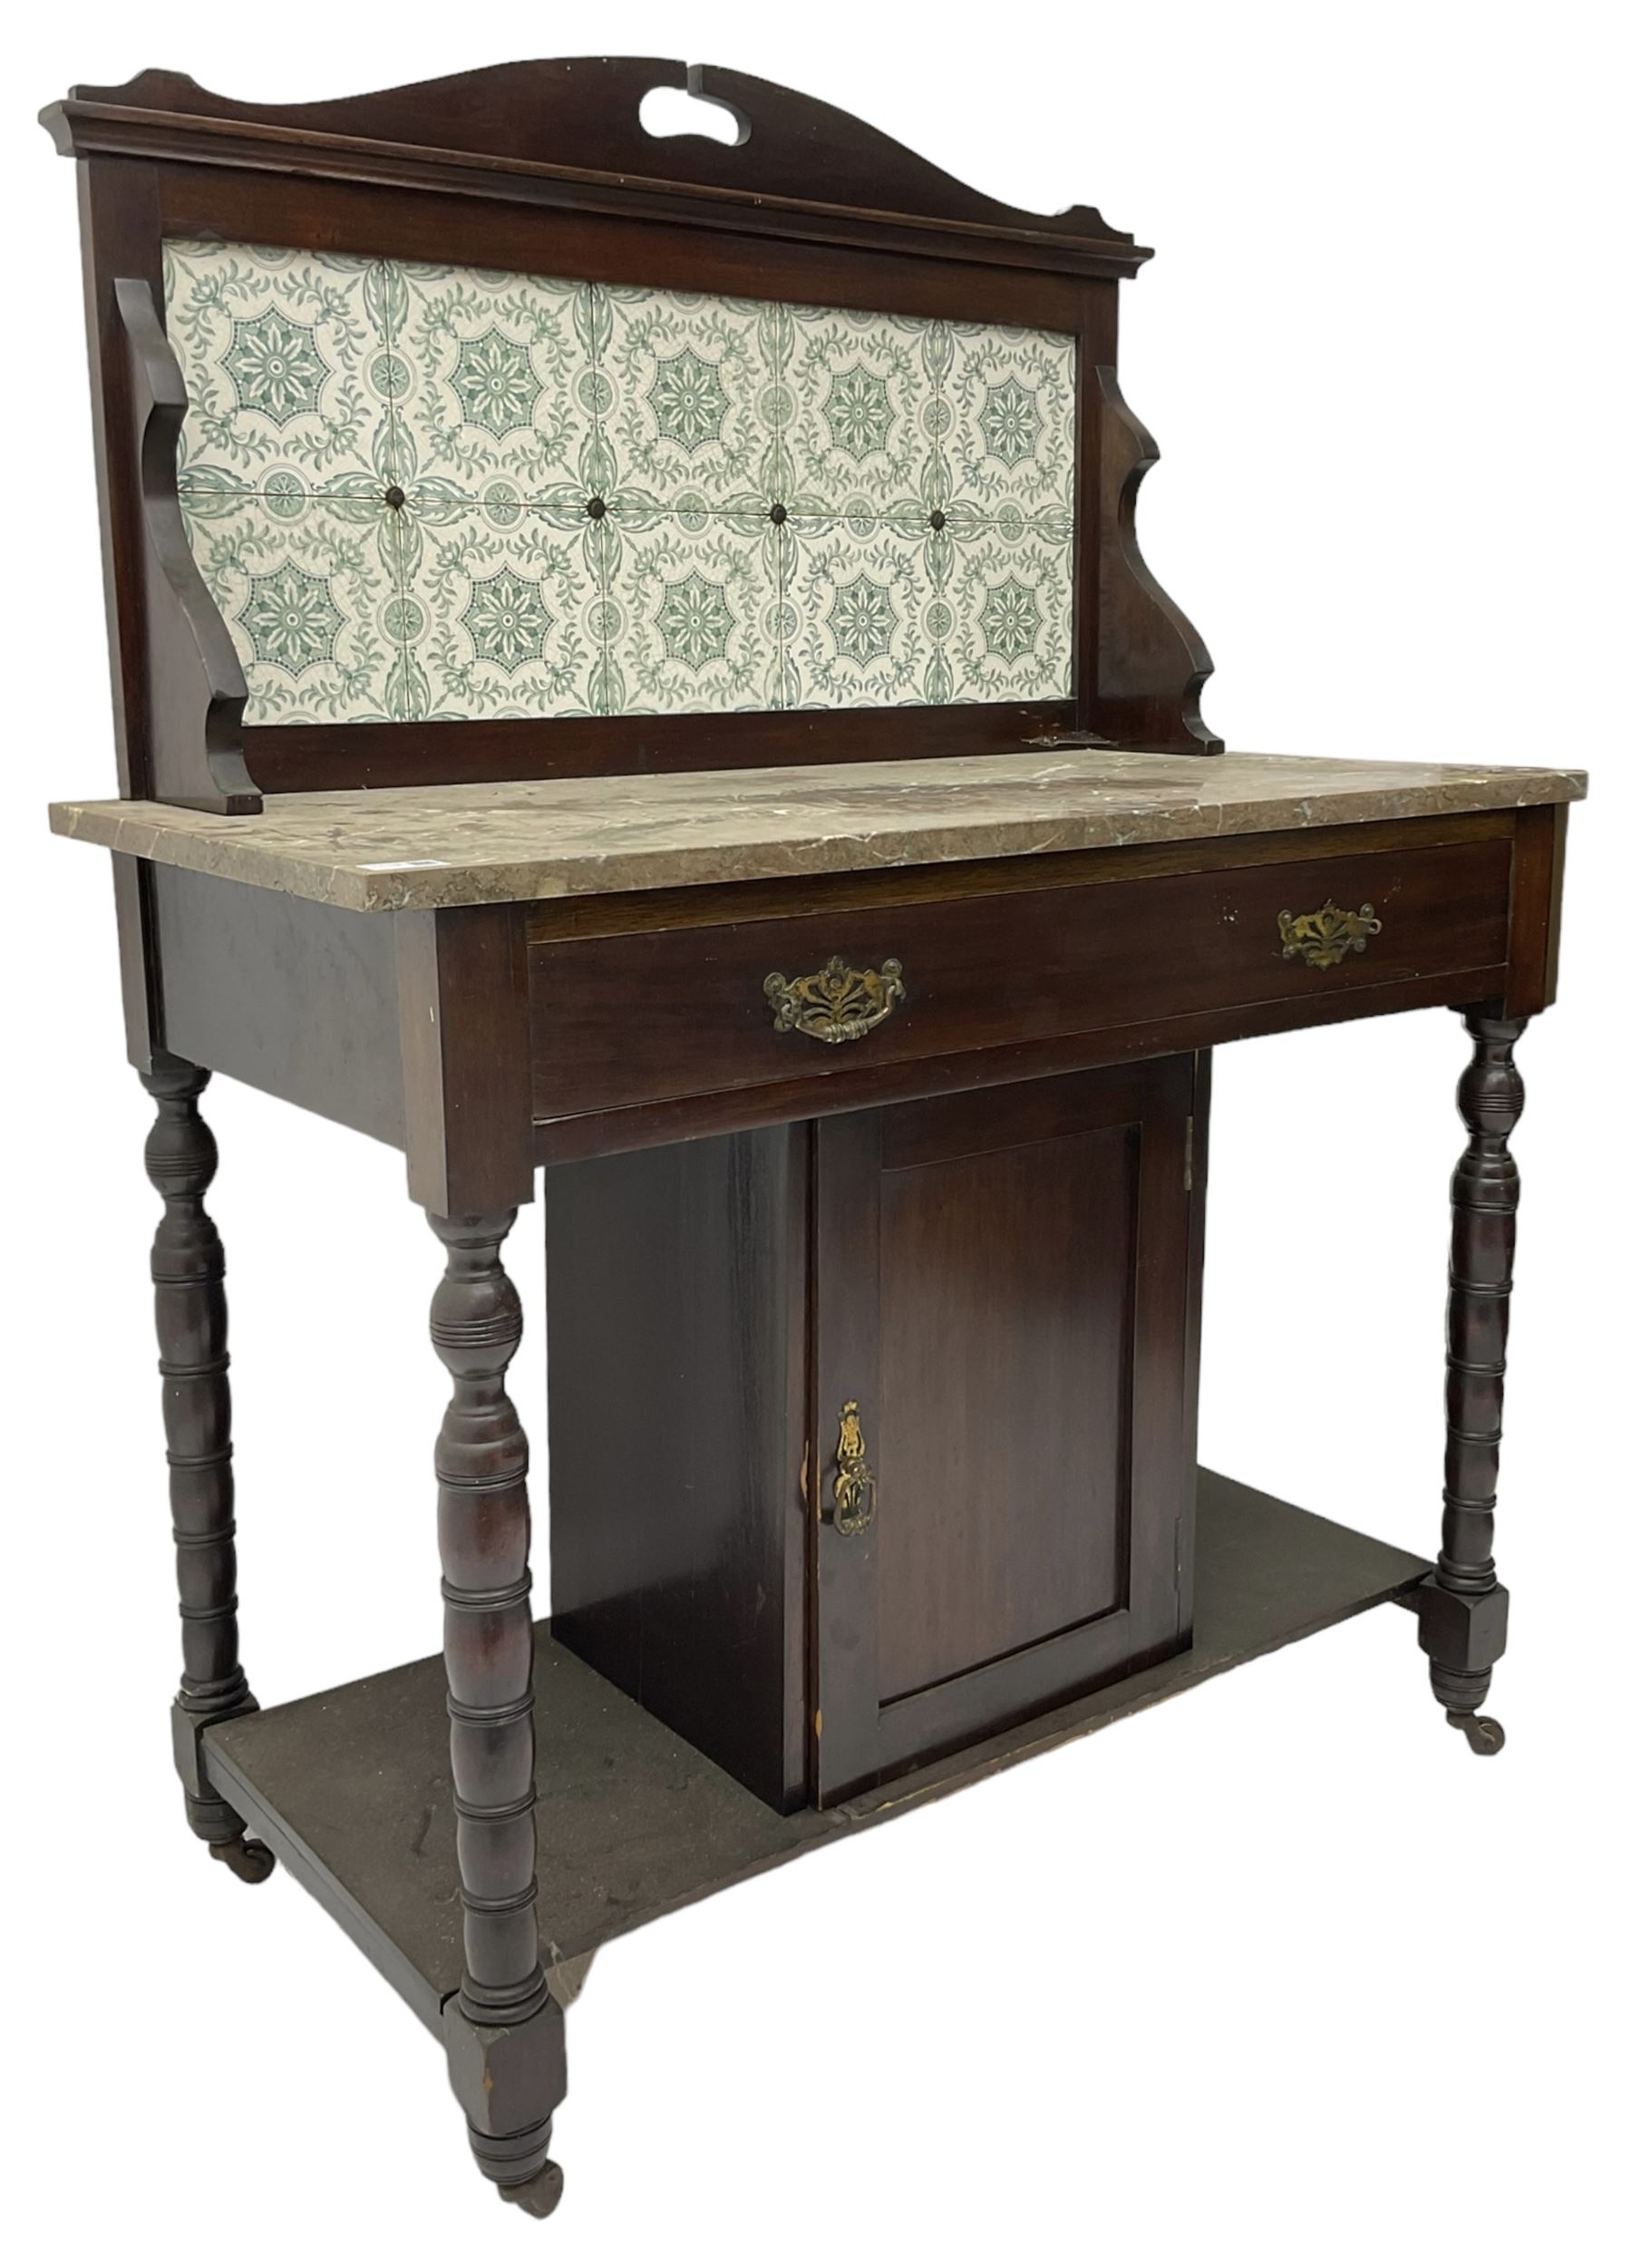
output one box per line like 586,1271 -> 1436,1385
49,747 -> 1586,912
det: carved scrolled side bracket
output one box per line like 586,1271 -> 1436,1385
113,277 -> 259,815
1090,366 -> 1219,756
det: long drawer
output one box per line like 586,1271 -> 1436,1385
529,833 -> 1513,1119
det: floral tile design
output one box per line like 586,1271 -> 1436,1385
782,511 -> 1073,705
391,262 -> 597,507
944,520 -> 1075,703
166,241 -> 1077,722
177,491 -> 403,721
782,306 -> 937,518
597,287 -> 783,514
165,240 -> 403,494
394,505 -> 602,719
782,518 -> 934,706
939,325 -> 1076,523
603,517 -> 783,714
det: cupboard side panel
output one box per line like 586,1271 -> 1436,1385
1123,1052 -> 1200,1660
547,1125 -> 809,1810
1176,1049 -> 1212,1634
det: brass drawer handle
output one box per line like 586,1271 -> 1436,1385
1277,900 -> 1382,969
763,954 -> 905,1045
830,1400 -> 877,1538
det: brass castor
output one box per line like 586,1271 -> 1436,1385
209,1833 -> 277,1883
1447,1710 -> 1506,1756
500,2161 -> 564,2219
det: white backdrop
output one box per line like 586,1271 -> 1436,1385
5,5 -> 1625,2263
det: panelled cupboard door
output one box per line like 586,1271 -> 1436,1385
811,1057 -> 1203,1803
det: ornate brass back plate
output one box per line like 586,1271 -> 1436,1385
764,956 -> 905,1044
1277,900 -> 1382,969
830,1400 -> 878,1536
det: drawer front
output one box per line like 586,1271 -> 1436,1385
530,835 -> 1511,1119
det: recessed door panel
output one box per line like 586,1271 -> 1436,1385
877,1122 -> 1136,1702
812,1056 -> 1203,1804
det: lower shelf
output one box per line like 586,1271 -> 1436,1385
207,1471 -> 1429,2033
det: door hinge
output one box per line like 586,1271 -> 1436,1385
1183,1115 -> 1194,1192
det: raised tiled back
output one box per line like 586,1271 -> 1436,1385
165,239 -> 1076,726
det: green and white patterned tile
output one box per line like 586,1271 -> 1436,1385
179,492 -> 403,721
943,519 -> 1074,702
164,239 -> 1080,721
597,287 -> 783,515
393,504 -> 603,719
939,323 -> 1076,524
603,517 -> 782,714
391,263 -> 598,506
165,240 -> 403,495
781,518 -> 935,707
782,306 -> 937,519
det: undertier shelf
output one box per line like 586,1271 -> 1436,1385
207,1471 -> 1430,2031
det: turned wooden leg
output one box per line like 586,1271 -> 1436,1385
140,1053 -> 273,1881
428,1210 -> 566,2218
1417,1010 -> 1526,1756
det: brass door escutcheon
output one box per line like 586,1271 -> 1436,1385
830,1399 -> 877,1537
1277,899 -> 1382,969
763,955 -> 905,1044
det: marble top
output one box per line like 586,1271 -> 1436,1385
49,748 -> 1587,914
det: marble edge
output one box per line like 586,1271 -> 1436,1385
48,764 -> 1589,916
50,799 -> 364,908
